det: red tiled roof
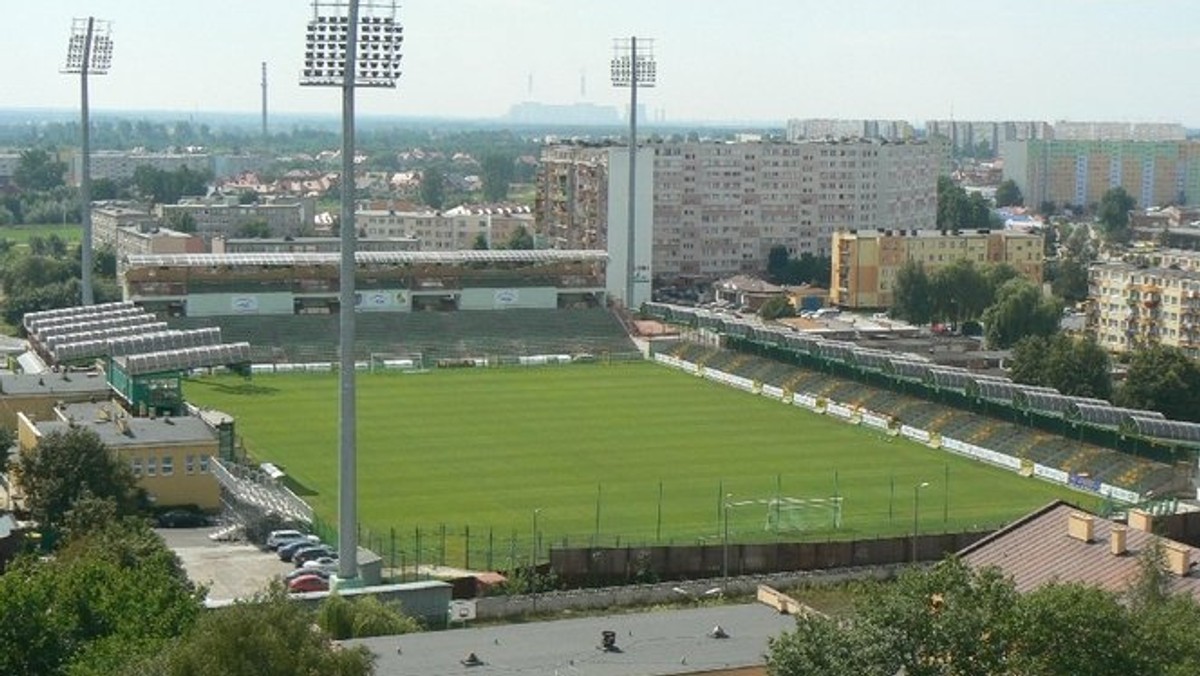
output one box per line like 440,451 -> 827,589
960,501 -> 1200,599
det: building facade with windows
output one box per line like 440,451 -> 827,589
357,205 -> 532,252
535,139 -> 948,285
831,229 -> 1044,309
14,401 -> 221,510
1002,140 -> 1200,211
72,151 -> 211,184
1089,251 -> 1200,357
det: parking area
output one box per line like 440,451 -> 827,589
157,527 -> 293,603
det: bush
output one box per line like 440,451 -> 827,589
316,592 -> 421,639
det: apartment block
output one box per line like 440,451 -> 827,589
925,120 -> 1051,156
831,228 -> 1044,309
1003,140 -> 1200,211
357,205 -> 533,251
1090,255 -> 1200,357
71,151 -> 211,184
1053,121 -> 1186,142
158,197 -> 313,240
535,139 -> 947,283
785,118 -> 914,142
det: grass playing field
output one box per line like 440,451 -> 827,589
184,362 -> 1090,564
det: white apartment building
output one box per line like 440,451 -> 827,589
536,139 -> 947,283
785,118 -> 914,142
1053,121 -> 1186,142
1090,252 -> 1200,357
357,205 -> 533,251
71,151 -> 211,184
158,197 -> 313,240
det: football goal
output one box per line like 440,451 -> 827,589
369,352 -> 425,373
725,496 -> 843,536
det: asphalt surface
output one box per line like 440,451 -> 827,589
157,527 -> 294,602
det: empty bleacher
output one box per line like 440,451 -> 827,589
170,308 -> 636,363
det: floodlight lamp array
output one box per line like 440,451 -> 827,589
301,4 -> 403,88
62,19 -> 113,74
610,38 -> 656,88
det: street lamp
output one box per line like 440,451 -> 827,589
912,482 -> 929,562
62,17 -> 114,306
610,37 -> 656,310
299,0 -> 403,585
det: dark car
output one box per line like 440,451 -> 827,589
278,537 -> 322,562
293,545 -> 335,567
155,509 -> 211,528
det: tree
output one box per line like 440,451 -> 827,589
758,295 -> 795,320
13,149 -> 67,192
931,259 -> 992,328
481,153 -> 514,203
141,586 -> 375,676
0,426 -> 14,454
316,593 -> 421,640
981,278 -> 1060,349
14,427 -> 142,538
1098,186 -> 1135,245
1010,334 -> 1112,399
503,225 -> 534,250
420,166 -> 446,210
936,177 -> 992,232
472,232 -> 489,250
1039,200 -> 1057,216
1116,345 -> 1200,421
235,220 -> 272,239
994,179 -> 1024,208
237,190 -> 258,205
766,244 -> 790,283
1051,257 -> 1089,303
166,211 -> 197,234
889,260 -> 933,325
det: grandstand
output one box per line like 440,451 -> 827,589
659,341 -> 1184,497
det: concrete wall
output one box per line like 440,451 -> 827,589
186,292 -> 294,317
459,287 -> 558,311
606,146 -> 654,308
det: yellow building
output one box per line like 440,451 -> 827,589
831,229 -> 1044,309
15,401 -> 221,511
0,371 -> 111,431
1090,257 -> 1200,357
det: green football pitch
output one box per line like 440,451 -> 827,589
184,362 -> 1089,562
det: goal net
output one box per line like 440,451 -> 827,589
726,497 -> 843,536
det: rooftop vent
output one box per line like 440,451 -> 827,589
1111,525 -> 1128,556
1164,542 -> 1191,577
1129,509 -> 1153,533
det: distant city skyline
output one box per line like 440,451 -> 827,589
5,0 -> 1200,126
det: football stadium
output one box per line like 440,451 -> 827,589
13,250 -> 1192,571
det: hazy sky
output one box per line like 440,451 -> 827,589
4,0 -> 1198,125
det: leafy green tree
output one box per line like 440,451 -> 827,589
316,593 -> 421,640
142,586 -> 375,676
15,427 -> 142,538
936,177 -> 992,231
90,177 -> 121,201
13,149 -> 67,192
503,225 -> 534,250
1039,200 -> 1057,216
420,166 -> 446,210
166,211 -> 197,234
994,179 -> 1023,207
758,295 -> 795,320
1098,186 -> 1135,244
1010,583 -> 1146,676
783,253 -> 832,287
889,260 -> 932,325
1011,334 -> 1111,399
0,426 -> 14,454
981,278 -> 1060,349
481,153 -> 514,203
931,259 -> 992,328
767,613 -> 889,676
1116,345 -> 1200,421
235,220 -> 272,239
472,232 -> 489,250
237,190 -> 258,205
133,165 -> 211,205
1050,257 -> 1089,303
766,244 -> 790,283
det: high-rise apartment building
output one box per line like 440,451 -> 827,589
535,138 -> 947,284
357,205 -> 533,251
925,120 -> 1051,156
1090,252 -> 1200,357
1002,140 -> 1200,211
830,229 -> 1043,309
71,151 -> 211,184
785,118 -> 914,142
1053,121 -> 1186,142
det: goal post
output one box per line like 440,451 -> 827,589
725,496 -> 843,536
369,352 -> 425,373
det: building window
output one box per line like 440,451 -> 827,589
131,457 -> 142,476
161,455 -> 174,477
185,455 -> 195,475
146,456 -> 157,477
199,455 -> 211,473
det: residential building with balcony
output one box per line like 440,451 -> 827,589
1090,253 -> 1200,357
831,228 -> 1044,309
357,205 -> 533,251
71,151 -> 211,185
157,197 -> 314,240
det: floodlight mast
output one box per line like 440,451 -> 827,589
63,17 -> 113,306
300,0 -> 403,584
610,37 -> 655,310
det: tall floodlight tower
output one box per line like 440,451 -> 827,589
300,0 -> 403,585
62,18 -> 113,306
261,62 -> 269,140
610,37 -> 655,309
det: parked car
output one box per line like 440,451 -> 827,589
294,545 -> 335,567
266,530 -> 311,550
156,509 -> 211,528
278,537 -> 323,561
288,574 -> 329,593
284,567 -> 330,583
302,556 -> 340,575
